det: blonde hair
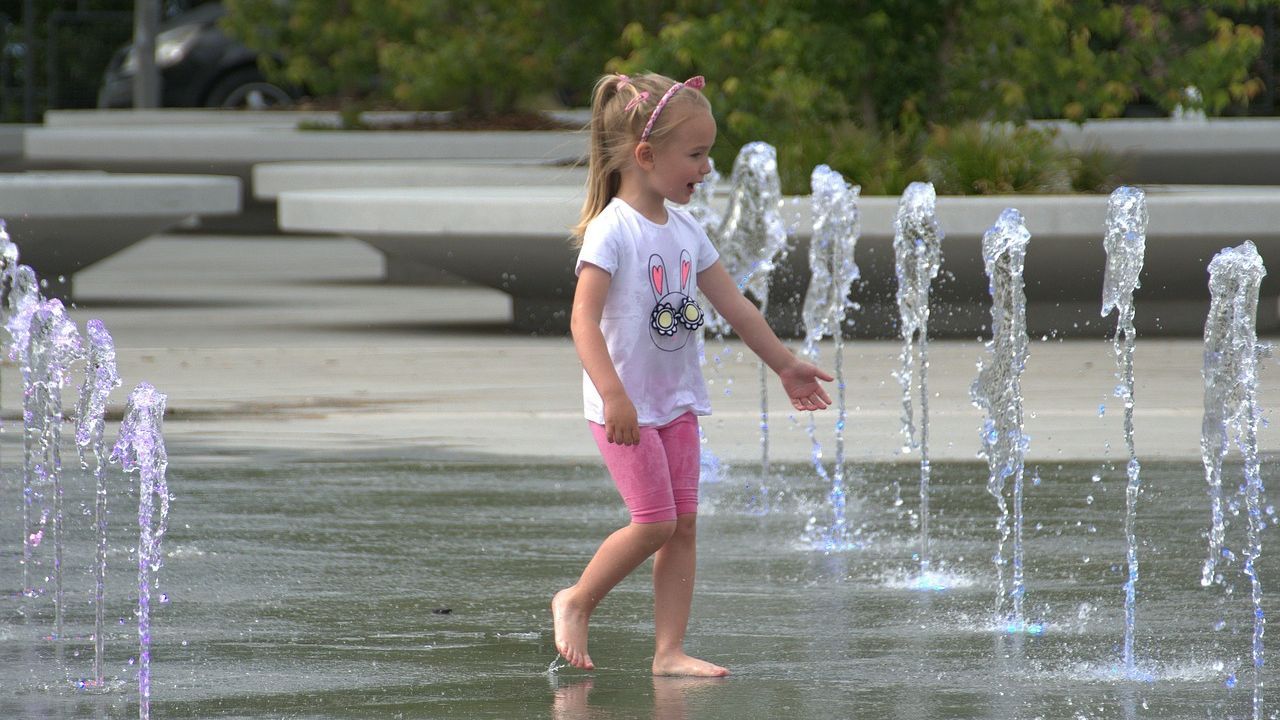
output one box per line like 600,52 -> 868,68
572,72 -> 712,243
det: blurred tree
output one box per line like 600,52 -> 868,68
221,0 -> 1280,191
221,0 -> 381,109
957,0 -> 1271,121
223,0 -> 640,117
0,0 -> 135,119
616,0 -> 1278,191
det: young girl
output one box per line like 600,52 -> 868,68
553,72 -> 834,676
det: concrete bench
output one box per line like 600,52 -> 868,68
1038,118 -> 1280,185
44,108 -> 591,130
252,160 -> 586,200
23,125 -> 587,234
277,184 -> 1280,336
0,172 -> 241,298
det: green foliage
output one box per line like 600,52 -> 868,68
977,1 -> 1270,120
614,0 -> 1276,193
793,123 -> 1118,197
921,123 -> 1072,195
222,0 -> 629,116
0,0 -> 137,119
220,0 -> 1277,192
221,0 -> 381,104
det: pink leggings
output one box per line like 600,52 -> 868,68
588,411 -> 700,524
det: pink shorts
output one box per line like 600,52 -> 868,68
588,411 -> 700,524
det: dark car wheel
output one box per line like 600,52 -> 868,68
204,67 -> 293,109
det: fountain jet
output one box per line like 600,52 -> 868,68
801,164 -> 860,551
694,142 -> 788,508
1100,186 -> 1147,672
1200,241 -> 1267,719
76,320 -> 121,689
111,382 -> 171,720
25,299 -> 83,642
971,209 -> 1034,632
893,182 -> 944,579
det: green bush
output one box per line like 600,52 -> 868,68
780,122 -> 1118,198
221,1 -> 1272,193
222,0 -> 626,117
922,123 -> 1071,195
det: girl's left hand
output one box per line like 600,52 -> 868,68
780,360 -> 835,412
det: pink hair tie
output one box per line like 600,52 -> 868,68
617,74 -> 631,88
624,91 -> 650,113
640,75 -> 705,143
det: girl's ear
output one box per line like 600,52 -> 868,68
634,141 -> 656,171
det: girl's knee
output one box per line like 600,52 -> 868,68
632,519 -> 677,548
664,513 -> 697,546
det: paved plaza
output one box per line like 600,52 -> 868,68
15,232 -> 1277,467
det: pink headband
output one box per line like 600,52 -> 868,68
639,76 -> 705,143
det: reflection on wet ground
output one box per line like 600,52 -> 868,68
1,461 -> 1275,719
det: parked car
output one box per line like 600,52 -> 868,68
98,1 -> 296,109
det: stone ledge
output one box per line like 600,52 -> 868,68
1038,117 -> 1280,185
0,172 -> 241,298
253,160 -> 586,200
24,126 -> 587,166
277,185 -> 1280,335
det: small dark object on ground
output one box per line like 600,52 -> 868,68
432,608 -> 452,614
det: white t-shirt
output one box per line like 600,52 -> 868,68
576,197 -> 721,426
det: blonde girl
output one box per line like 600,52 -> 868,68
554,72 -> 833,676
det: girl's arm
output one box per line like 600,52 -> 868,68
698,260 -> 834,412
571,263 -> 641,445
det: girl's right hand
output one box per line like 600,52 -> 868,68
604,394 -> 640,446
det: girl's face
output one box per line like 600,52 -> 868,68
646,107 -> 716,205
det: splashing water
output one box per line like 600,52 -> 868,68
6,265 -> 40,365
688,159 -> 729,481
0,222 -> 19,324
704,142 -> 788,331
6,264 -> 40,597
893,181 -> 944,577
0,228 -> 19,590
971,209 -> 1032,630
111,383 -> 171,720
697,143 -> 788,507
25,299 -> 84,642
1199,241 -> 1267,719
686,157 -> 722,231
801,165 -> 860,550
1100,186 -> 1148,672
76,320 -> 121,689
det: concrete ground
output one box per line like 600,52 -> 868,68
19,233 -> 1277,467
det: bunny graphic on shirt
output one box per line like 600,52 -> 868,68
648,249 -> 705,351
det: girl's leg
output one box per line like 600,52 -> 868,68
554,519 -> 675,670
651,415 -> 728,677
652,513 -> 727,676
554,421 -> 680,670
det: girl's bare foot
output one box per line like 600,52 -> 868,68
652,651 -> 730,677
552,588 -> 594,670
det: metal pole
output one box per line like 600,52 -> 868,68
132,0 -> 160,108
21,0 -> 34,121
